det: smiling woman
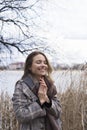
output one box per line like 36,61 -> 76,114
28,54 -> 49,79
12,51 -> 62,130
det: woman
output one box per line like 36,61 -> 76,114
12,51 -> 62,130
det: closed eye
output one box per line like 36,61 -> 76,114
36,60 -> 47,65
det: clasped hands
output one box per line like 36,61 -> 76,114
38,77 -> 50,105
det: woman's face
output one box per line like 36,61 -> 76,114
30,54 -> 48,78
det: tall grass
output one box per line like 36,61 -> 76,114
0,70 -> 87,130
0,92 -> 18,130
60,69 -> 87,130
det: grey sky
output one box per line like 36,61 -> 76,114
36,0 -> 87,65
43,0 -> 87,39
1,0 -> 87,65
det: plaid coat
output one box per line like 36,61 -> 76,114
12,76 -> 62,130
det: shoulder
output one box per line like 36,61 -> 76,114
15,79 -> 27,91
16,79 -> 23,84
15,79 -> 24,87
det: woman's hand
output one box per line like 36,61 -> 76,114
38,77 -> 49,104
39,77 -> 48,94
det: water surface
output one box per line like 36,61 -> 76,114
0,70 -> 83,97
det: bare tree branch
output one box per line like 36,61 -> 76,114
0,0 -> 43,63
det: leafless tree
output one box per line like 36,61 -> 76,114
0,0 -> 48,65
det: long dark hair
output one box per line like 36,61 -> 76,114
22,51 -> 57,97
22,51 -> 52,79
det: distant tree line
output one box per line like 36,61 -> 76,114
0,62 -> 87,71
53,63 -> 87,71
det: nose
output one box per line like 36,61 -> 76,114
41,62 -> 47,67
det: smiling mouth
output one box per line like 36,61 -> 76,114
39,69 -> 46,72
40,69 -> 45,72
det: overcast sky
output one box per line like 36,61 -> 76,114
2,0 -> 87,66
36,0 -> 87,65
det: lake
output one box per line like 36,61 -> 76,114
0,70 -> 84,97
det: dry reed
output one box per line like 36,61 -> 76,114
60,69 -> 87,130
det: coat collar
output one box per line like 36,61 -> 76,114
22,74 -> 39,91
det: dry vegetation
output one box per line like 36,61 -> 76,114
0,69 -> 87,130
0,92 -> 18,130
60,69 -> 87,130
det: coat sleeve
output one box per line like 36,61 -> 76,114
46,95 -> 62,118
12,81 -> 46,123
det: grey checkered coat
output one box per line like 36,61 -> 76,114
12,76 -> 62,130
